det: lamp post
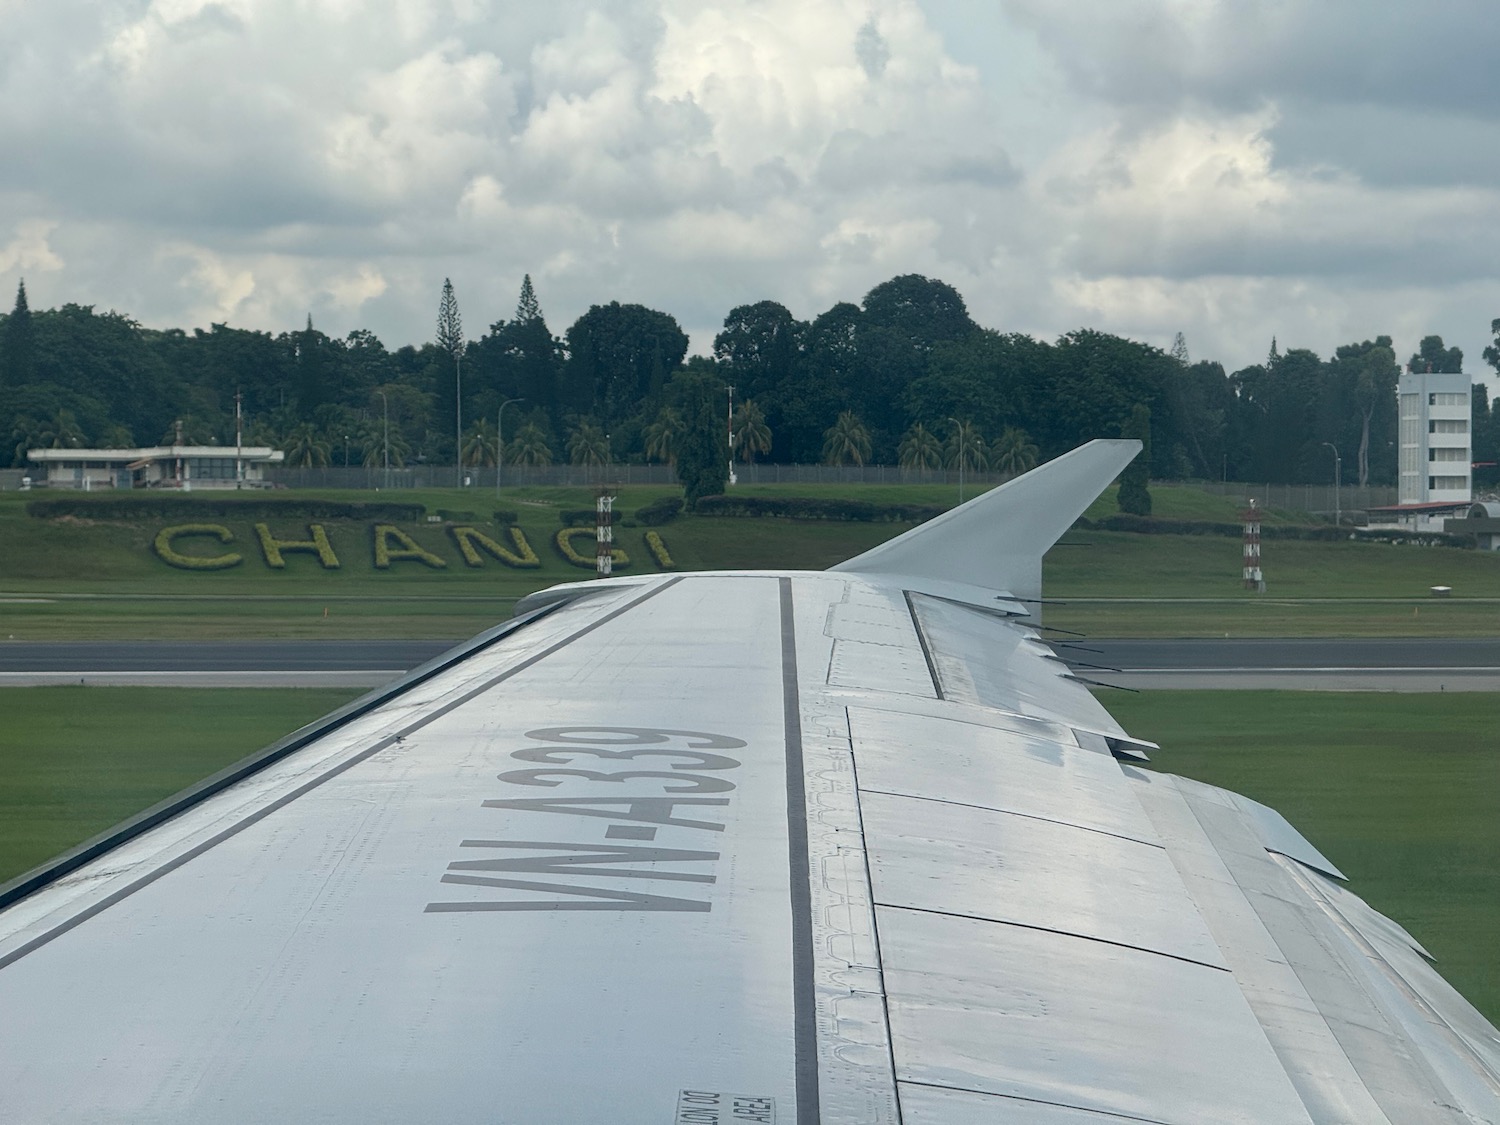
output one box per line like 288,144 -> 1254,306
1322,441 -> 1341,527
455,349 -> 463,489
496,397 -> 524,497
376,390 -> 391,490
948,417 -> 965,504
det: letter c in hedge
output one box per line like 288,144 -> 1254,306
153,524 -> 244,570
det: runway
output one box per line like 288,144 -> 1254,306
2,637 -> 1499,690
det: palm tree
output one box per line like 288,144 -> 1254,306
990,426 -> 1039,478
822,411 -> 872,466
283,423 -> 331,468
732,400 -> 772,463
507,423 -> 553,466
567,421 -> 610,467
643,407 -> 686,465
898,423 -> 943,470
462,418 -> 499,467
10,415 -> 47,465
944,419 -> 988,473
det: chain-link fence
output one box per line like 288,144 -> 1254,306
264,463 -> 1018,490
1170,479 -> 1397,514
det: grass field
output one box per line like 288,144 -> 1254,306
1,685 -> 1493,1025
0,686 -> 361,881
1107,690 -> 1500,1025
3,481 -> 1500,638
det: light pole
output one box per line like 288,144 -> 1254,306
496,397 -> 524,497
1322,441 -> 1341,527
727,384 -> 737,486
948,417 -> 965,504
377,390 -> 391,490
455,349 -> 463,489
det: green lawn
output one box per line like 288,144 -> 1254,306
1104,690 -> 1500,1025
4,482 -> 1500,638
0,687 -> 361,882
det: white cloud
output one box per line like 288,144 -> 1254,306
0,0 -> 1497,374
0,220 -> 65,275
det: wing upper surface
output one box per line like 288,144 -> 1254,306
2,558 -> 1498,1119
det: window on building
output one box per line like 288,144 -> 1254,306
1430,419 -> 1469,433
1430,447 -> 1468,462
1429,475 -> 1468,491
1429,392 -> 1468,406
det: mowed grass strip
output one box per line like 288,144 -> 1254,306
1102,690 -> 1500,1024
0,686 -> 361,882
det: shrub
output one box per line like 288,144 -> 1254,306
28,496 -> 424,522
635,496 -> 684,526
152,524 -> 243,570
559,509 -> 600,527
493,509 -> 519,525
254,523 -> 341,569
692,495 -> 942,522
554,527 -> 630,570
436,509 -> 477,522
644,530 -> 675,570
373,524 -> 447,569
449,525 -> 541,568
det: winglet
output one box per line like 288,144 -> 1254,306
831,439 -> 1140,606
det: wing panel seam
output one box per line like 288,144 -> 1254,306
876,903 -> 1229,972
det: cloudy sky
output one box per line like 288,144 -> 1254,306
4,0 -> 1500,376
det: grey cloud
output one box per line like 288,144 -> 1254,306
855,18 -> 891,79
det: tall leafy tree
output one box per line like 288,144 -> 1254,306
1332,337 -> 1398,487
1408,335 -> 1463,373
669,363 -> 729,506
1,279 -> 35,387
1118,404 -> 1152,515
436,278 -> 464,468
563,302 -> 688,430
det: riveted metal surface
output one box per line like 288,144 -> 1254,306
897,1082 -> 1164,1123
848,706 -> 1160,846
908,593 -> 1127,736
0,576 -> 808,1124
876,906 -> 1315,1125
858,790 -> 1226,967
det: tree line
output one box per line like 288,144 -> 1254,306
5,272 -> 1500,499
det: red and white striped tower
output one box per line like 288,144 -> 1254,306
1241,499 -> 1263,591
595,488 -> 615,579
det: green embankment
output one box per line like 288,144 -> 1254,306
2,483 -> 1499,638
1107,690 -> 1500,1025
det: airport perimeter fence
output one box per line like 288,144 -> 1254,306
263,463 -> 1018,490
1171,479 -> 1398,516
2,462 -> 1400,517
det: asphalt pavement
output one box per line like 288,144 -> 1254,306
3,637 -> 1500,690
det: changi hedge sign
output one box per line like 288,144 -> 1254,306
152,523 -> 676,573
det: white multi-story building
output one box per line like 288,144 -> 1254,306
1398,369 -> 1471,505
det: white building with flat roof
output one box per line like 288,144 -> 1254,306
1398,368 -> 1471,506
25,446 -> 284,490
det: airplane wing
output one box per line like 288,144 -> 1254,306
2,439 -> 1497,1123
